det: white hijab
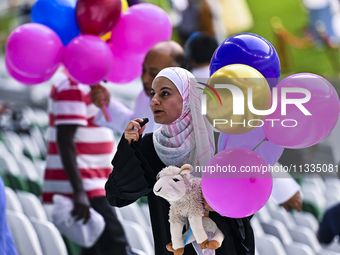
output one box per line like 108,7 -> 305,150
152,67 -> 215,171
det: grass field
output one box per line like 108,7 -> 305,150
246,0 -> 340,78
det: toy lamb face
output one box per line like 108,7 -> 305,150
153,164 -> 224,255
153,165 -> 189,202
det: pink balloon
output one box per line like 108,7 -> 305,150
263,73 -> 340,149
110,3 -> 172,54
105,42 -> 144,83
63,35 -> 113,84
6,23 -> 62,78
201,148 -> 273,218
5,57 -> 51,85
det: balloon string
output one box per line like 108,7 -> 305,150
252,137 -> 268,151
184,229 -> 192,246
99,100 -> 112,122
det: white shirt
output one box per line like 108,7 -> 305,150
94,90 -> 161,134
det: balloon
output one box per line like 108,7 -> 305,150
31,0 -> 80,45
63,35 -> 113,84
206,64 -> 271,134
263,73 -> 340,149
219,127 -> 284,166
5,57 -> 51,85
110,3 -> 172,54
6,23 -> 63,79
105,42 -> 144,83
210,33 -> 280,89
121,0 -> 128,11
201,148 -> 273,218
76,0 -> 122,36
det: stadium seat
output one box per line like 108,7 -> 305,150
121,220 -> 154,255
301,189 -> 327,213
20,133 -> 41,160
140,203 -> 152,227
260,220 -> 316,255
255,235 -> 287,255
117,203 -> 154,248
302,179 -> 327,194
269,207 -> 296,229
16,190 -> 47,221
284,243 -> 315,255
288,227 -> 340,255
16,157 -> 42,196
293,212 -> 319,233
30,217 -> 68,255
0,152 -> 29,192
2,131 -> 24,160
5,187 -> 23,213
6,210 -> 43,255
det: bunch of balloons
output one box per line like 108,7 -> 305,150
5,0 -> 172,85
201,33 -> 340,218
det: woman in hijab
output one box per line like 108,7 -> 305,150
105,67 -> 254,255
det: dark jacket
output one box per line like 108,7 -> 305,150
105,133 -> 254,255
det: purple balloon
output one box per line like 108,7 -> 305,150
263,73 -> 340,149
5,57 -> 52,85
110,3 -> 172,54
63,35 -> 113,84
6,23 -> 63,78
218,127 -> 284,166
201,148 -> 273,218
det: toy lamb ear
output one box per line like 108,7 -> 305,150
156,173 -> 161,180
179,164 -> 192,175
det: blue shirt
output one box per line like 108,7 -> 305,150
0,176 -> 18,255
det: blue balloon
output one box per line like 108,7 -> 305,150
31,0 -> 80,45
210,33 -> 281,89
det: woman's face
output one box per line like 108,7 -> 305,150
150,77 -> 183,124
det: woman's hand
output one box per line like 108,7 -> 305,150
124,118 -> 147,145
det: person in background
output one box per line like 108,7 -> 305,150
176,0 -> 215,44
42,70 -> 132,255
92,40 -> 185,134
317,203 -> 340,244
184,32 -> 218,78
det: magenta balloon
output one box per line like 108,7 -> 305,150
5,57 -> 51,85
263,73 -> 340,149
220,127 -> 284,166
201,148 -> 273,218
63,35 -> 113,84
110,3 -> 172,54
6,23 -> 62,78
105,42 -> 144,84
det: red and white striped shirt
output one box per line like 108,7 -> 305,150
42,72 -> 115,203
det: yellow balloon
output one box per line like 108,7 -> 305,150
121,0 -> 128,12
100,32 -> 112,41
205,64 -> 271,134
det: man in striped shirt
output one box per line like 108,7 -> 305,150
42,70 -> 131,255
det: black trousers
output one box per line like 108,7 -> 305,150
81,196 -> 131,255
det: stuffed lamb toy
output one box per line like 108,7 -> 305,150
153,164 -> 224,255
